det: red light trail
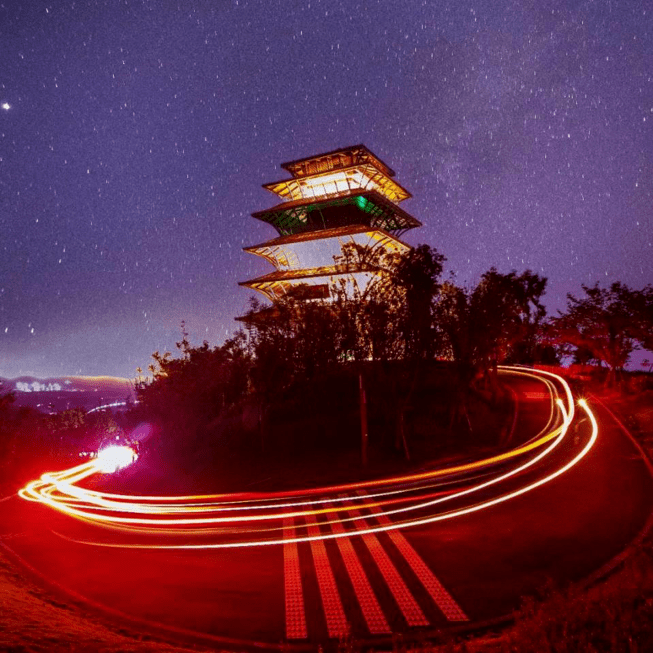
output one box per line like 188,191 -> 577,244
19,367 -> 598,551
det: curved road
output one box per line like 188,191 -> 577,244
1,367 -> 652,649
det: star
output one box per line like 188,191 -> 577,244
0,1 -> 650,378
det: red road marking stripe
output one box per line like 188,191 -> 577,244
348,508 -> 429,627
324,504 -> 391,635
305,514 -> 349,639
283,518 -> 308,639
371,511 -> 468,622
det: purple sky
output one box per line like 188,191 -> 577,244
1,0 -> 651,378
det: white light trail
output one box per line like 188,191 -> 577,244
20,368 -> 596,550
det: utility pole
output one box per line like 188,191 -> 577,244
359,372 -> 368,467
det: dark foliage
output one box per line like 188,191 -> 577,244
550,282 -> 653,384
118,245 -> 653,484
129,247 -> 553,481
133,325 -> 251,472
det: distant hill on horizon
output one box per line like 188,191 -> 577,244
0,375 -> 135,414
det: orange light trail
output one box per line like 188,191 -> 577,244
19,368 -> 597,549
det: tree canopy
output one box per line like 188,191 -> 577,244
550,282 -> 653,379
434,268 -> 549,380
130,245 -> 652,474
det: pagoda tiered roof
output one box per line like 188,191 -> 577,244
251,189 -> 421,238
239,145 -> 422,308
243,225 -> 409,270
263,163 -> 411,204
279,144 -> 395,178
240,265 -> 381,301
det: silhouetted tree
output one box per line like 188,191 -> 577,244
136,326 -> 251,463
242,244 -> 447,460
550,282 -> 648,386
390,245 -> 446,456
470,268 -> 547,378
0,383 -> 16,462
434,269 -> 548,432
136,255 -> 559,471
436,269 -> 547,378
630,285 -> 653,353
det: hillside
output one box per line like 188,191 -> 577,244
0,376 -> 135,414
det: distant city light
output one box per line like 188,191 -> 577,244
87,400 -> 134,414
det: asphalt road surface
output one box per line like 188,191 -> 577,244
1,367 -> 652,649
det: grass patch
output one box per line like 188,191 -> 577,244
0,547 -> 209,653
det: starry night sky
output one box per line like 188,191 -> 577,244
1,0 -> 651,378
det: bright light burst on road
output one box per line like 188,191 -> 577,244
94,445 -> 137,473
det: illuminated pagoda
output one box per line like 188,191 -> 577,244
240,144 -> 421,306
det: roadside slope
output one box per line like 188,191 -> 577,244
0,544 -> 206,653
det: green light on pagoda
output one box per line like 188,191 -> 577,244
355,195 -> 372,212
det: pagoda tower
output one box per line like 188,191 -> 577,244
240,144 -> 421,304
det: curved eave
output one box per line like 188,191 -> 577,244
240,263 -> 386,287
239,267 -> 383,302
251,190 -> 421,238
243,226 -> 409,272
243,224 -> 409,251
262,164 -> 412,203
240,266 -> 354,286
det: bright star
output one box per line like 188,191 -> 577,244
1,103 -> 10,111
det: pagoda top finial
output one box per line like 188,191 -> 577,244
280,144 -> 395,179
